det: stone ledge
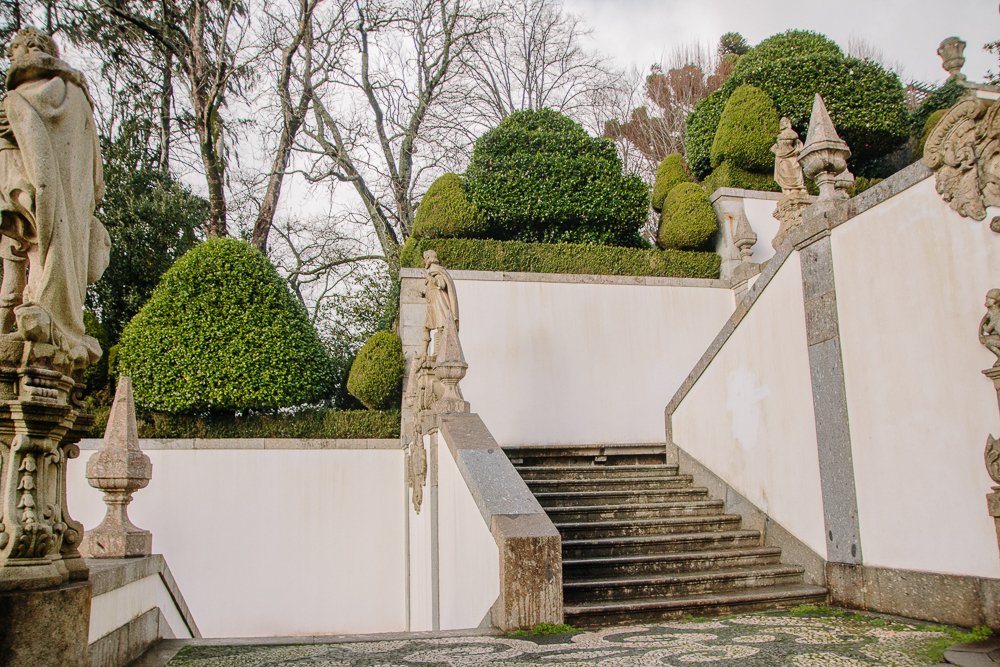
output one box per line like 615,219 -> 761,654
401,267 -> 728,288
708,187 -> 784,203
79,438 -> 401,451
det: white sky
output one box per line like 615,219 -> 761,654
563,0 -> 998,86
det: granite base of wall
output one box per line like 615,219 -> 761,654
0,580 -> 92,667
828,563 -> 1000,629
88,607 -> 175,667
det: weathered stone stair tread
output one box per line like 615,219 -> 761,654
556,514 -> 743,531
527,476 -> 694,490
556,515 -> 743,539
562,546 -> 783,575
564,563 -> 806,593
534,488 -> 710,503
545,500 -> 726,520
563,583 -> 829,619
563,529 -> 761,547
515,464 -> 680,479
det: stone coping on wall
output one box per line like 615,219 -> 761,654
400,267 -> 729,289
708,187 -> 784,204
78,438 -> 401,451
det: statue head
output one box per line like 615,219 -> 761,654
987,288 -> 1000,308
422,250 -> 439,268
6,26 -> 59,61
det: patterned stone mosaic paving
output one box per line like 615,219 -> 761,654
166,610 -> 950,667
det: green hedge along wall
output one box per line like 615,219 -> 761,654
401,237 -> 720,279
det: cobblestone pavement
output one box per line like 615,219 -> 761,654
163,609 -> 956,667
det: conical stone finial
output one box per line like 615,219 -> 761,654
799,94 -> 854,202
79,377 -> 153,558
733,207 -> 757,262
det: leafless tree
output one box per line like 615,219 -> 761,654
456,0 -> 620,132
98,0 -> 258,237
297,0 -> 490,267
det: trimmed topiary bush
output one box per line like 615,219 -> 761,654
412,173 -> 487,239
730,29 -> 842,75
83,311 -> 110,394
711,85 -> 780,171
466,108 -> 649,246
658,183 -> 717,250
400,236 -> 720,279
118,238 -> 334,413
910,78 -> 965,138
651,154 -> 691,212
913,109 -> 947,163
347,331 -> 405,411
702,161 -> 780,194
685,90 -> 729,180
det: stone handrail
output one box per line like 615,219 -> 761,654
437,413 -> 562,631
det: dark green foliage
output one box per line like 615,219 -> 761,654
118,238 -> 334,413
658,183 -> 717,250
711,85 -> 779,171
848,176 -> 883,197
466,109 -> 649,246
107,344 -> 119,388
651,154 -> 691,212
686,31 -> 908,179
83,312 -> 110,395
88,407 -> 401,439
702,161 -> 780,193
718,32 -> 750,57
347,331 -> 405,411
412,173 -> 487,239
685,90 -> 728,179
89,125 -> 205,343
910,78 -> 964,137
913,109 -> 947,163
401,237 -> 720,279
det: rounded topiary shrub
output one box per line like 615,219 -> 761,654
83,311 -> 110,394
658,183 -> 717,250
651,154 -> 691,212
711,85 -> 779,171
412,173 -> 486,239
914,109 -> 947,163
702,161 -> 780,194
118,237 -> 334,413
466,108 -> 649,246
347,331 -> 405,410
685,90 -> 728,179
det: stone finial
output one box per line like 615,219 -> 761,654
799,94 -> 855,202
733,208 -> 756,262
79,377 -> 152,558
938,37 -> 967,82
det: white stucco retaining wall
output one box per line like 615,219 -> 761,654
69,445 -> 407,638
672,253 -> 828,557
89,574 -> 191,643
437,442 -> 500,630
448,274 -> 734,446
833,178 -> 1000,579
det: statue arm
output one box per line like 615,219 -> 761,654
0,99 -> 15,146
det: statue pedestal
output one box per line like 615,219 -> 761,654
0,580 -> 91,667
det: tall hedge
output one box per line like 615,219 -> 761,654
658,183 -> 717,250
118,238 -> 334,413
466,109 -> 649,247
412,173 -> 486,239
686,90 -> 728,179
651,153 -> 691,212
685,30 -> 908,178
711,85 -> 780,171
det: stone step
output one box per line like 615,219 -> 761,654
527,476 -> 694,493
562,530 -> 762,559
504,444 -> 667,468
555,514 -> 743,540
563,564 -> 807,603
563,583 -> 829,626
545,500 -> 726,522
514,464 -> 680,480
535,488 -> 710,507
562,547 -> 784,580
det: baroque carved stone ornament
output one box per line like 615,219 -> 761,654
771,117 -> 812,249
979,288 -> 1000,556
799,94 -> 855,203
925,98 -> 1000,223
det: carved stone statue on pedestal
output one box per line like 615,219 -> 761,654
979,289 -> 1000,561
770,117 -> 812,249
0,27 -> 111,667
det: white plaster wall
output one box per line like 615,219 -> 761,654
68,449 -> 407,638
456,279 -> 734,446
833,177 -> 1000,579
672,253 -> 828,557
743,198 -> 780,265
407,434 -> 435,632
437,446 -> 500,630
89,574 -> 192,643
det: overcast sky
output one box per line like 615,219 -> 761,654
562,0 -> 998,86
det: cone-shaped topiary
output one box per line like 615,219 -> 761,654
118,237 -> 334,413
711,85 -> 780,171
466,108 -> 649,247
659,183 -> 717,250
651,154 -> 691,212
347,330 -> 405,410
412,173 -> 487,239
83,311 -> 110,394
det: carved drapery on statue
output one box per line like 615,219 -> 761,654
0,28 -> 108,594
402,251 -> 470,512
979,288 -> 1000,559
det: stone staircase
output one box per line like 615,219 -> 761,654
506,444 -> 828,626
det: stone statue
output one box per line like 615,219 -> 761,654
0,27 -> 110,372
420,250 -> 460,360
980,288 -> 1000,367
772,117 -> 807,195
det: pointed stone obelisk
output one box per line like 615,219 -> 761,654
799,94 -> 854,201
79,377 -> 153,558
